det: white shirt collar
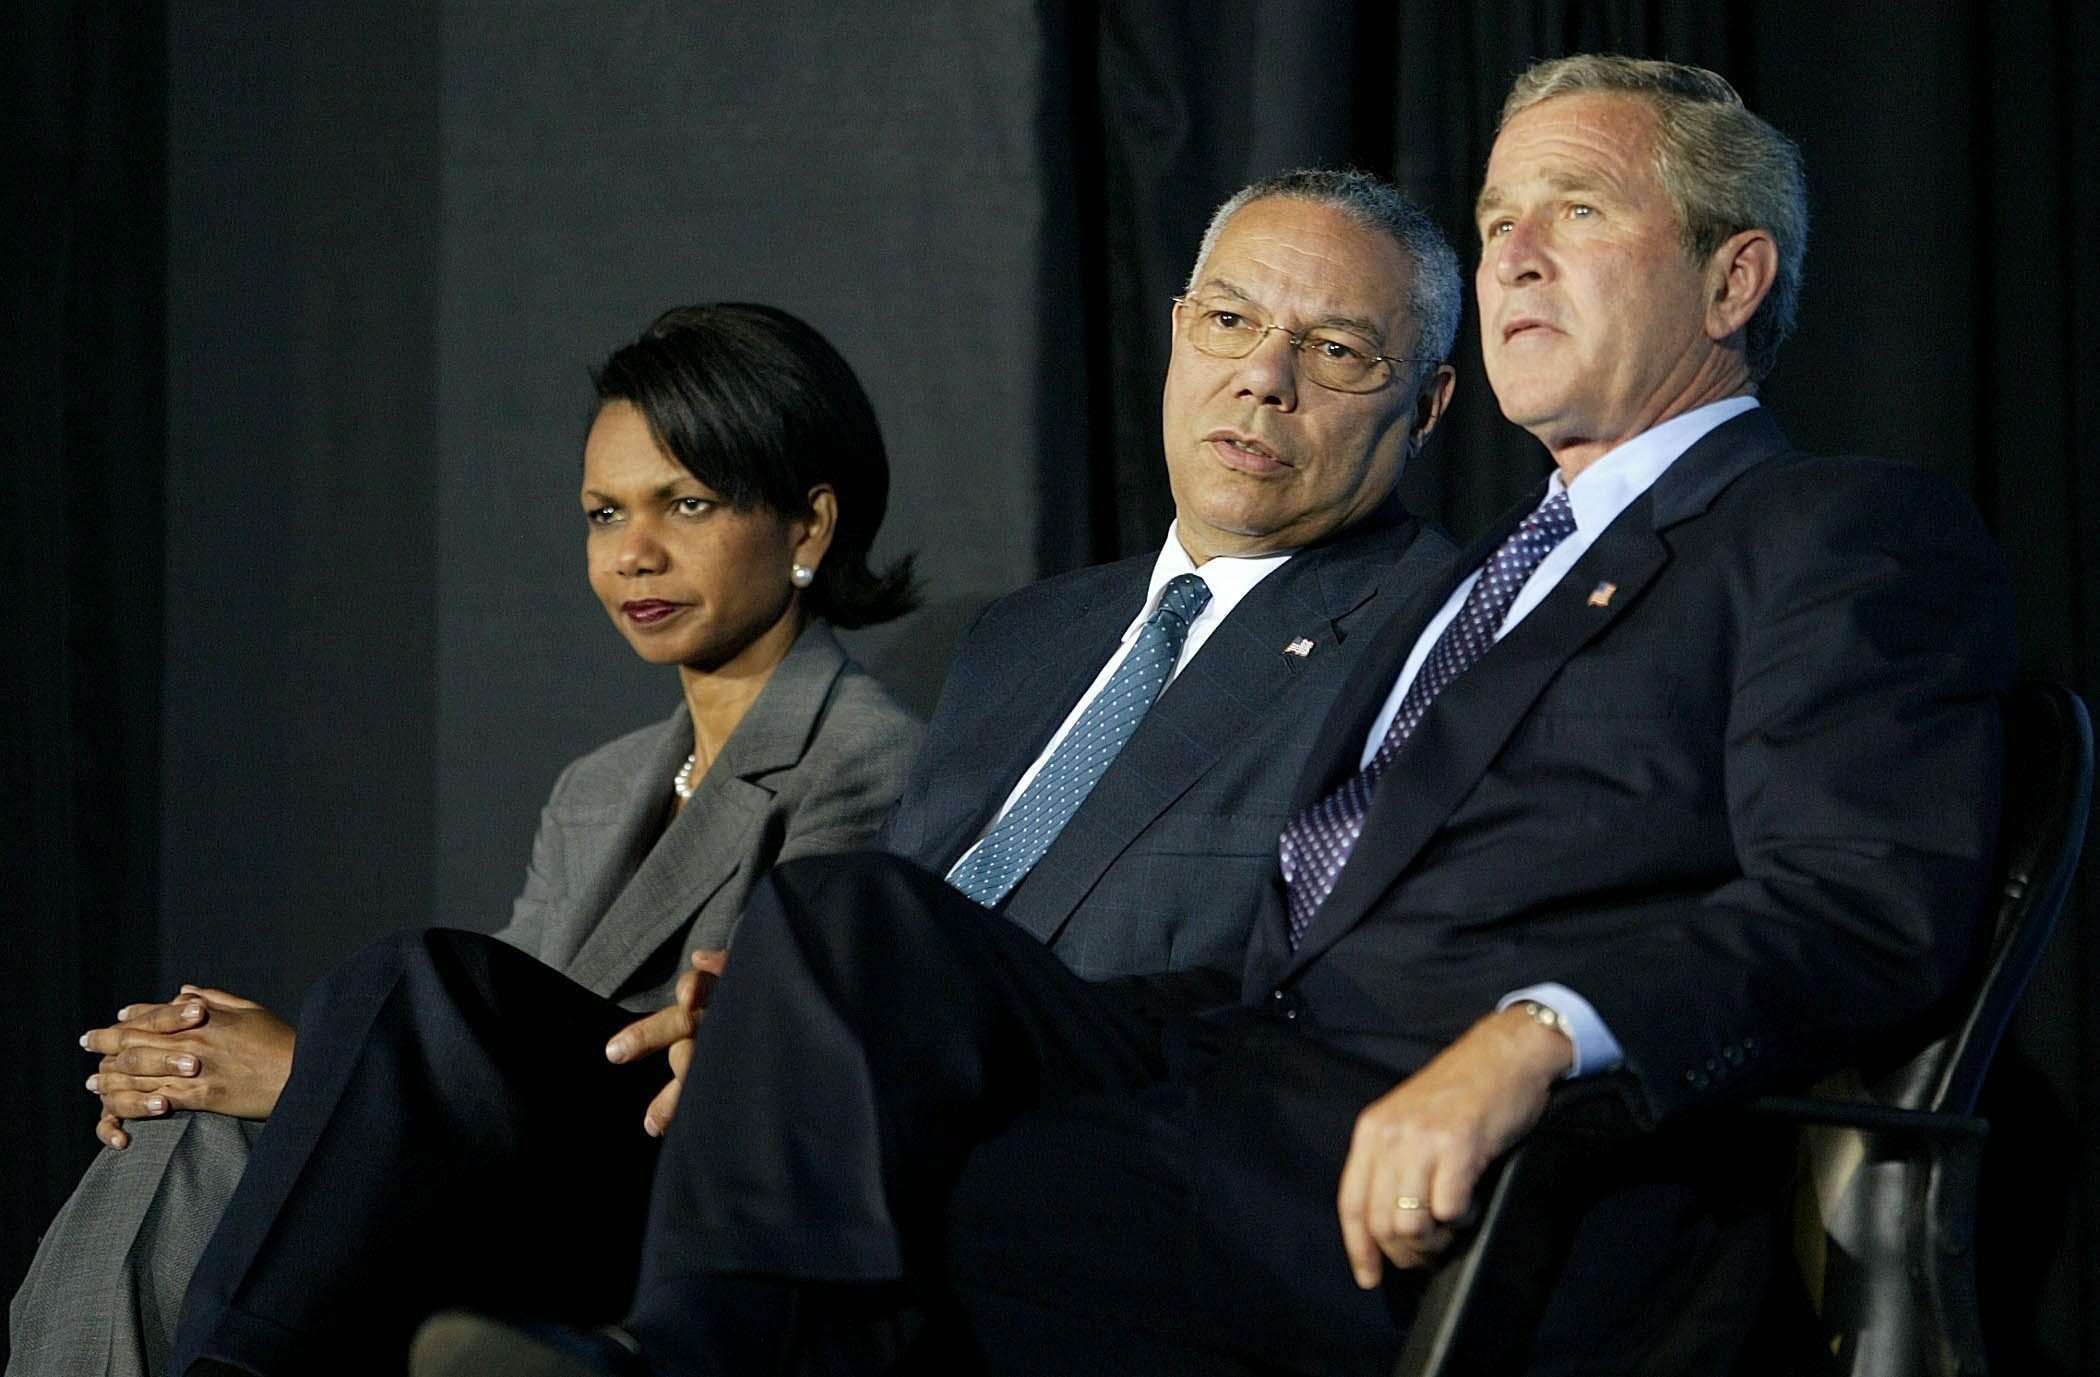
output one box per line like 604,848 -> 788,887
1549,395 -> 1759,534
1126,520 -> 1292,642
949,520 -> 1295,857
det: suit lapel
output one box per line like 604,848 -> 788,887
532,712 -> 689,979
1275,408 -> 1793,976
1283,507 -> 1671,970
915,574 -> 1139,873
563,628 -> 847,997
1280,502 -> 1532,817
1002,517 -> 1420,945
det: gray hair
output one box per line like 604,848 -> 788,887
1186,168 -> 1463,387
1501,54 -> 1808,382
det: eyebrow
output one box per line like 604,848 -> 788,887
580,478 -> 709,505
1188,276 -> 1388,344
1475,170 -> 1615,221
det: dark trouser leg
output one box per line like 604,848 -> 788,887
947,1021 -> 1421,1377
950,1018 -> 1795,1377
171,930 -> 663,1377
944,1087 -> 1259,1377
624,853 -> 1167,1373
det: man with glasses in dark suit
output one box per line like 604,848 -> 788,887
167,170 -> 1475,1377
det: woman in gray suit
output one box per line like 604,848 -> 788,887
9,304 -> 926,1377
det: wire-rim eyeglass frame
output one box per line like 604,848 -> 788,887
1171,296 -> 1428,394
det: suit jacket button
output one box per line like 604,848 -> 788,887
1270,989 -> 1302,1020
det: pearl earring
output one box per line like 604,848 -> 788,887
791,564 -> 815,588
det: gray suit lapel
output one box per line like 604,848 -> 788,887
562,628 -> 847,998
530,712 -> 690,979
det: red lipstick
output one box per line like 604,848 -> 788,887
621,599 -> 683,626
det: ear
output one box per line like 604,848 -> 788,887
1704,229 -> 1778,343
791,485 -> 838,574
1409,364 -> 1458,455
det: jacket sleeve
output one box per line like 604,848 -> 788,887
1571,467 -> 2016,1125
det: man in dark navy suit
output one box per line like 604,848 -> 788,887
166,171 -> 1474,1376
396,56 -> 2010,1377
874,169 -> 1466,986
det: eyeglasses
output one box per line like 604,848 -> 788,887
1172,296 -> 1424,393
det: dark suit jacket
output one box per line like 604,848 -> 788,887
1244,409 -> 2014,1116
1185,409 -> 2015,1364
879,506 -> 1456,982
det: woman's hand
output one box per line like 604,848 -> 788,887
81,986 -> 297,1149
603,949 -> 727,1137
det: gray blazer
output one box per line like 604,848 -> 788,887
4,622 -> 921,1377
496,622 -> 923,1009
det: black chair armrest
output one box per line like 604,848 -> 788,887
1394,1091 -> 1994,1377
1393,1083 -> 1642,1377
1743,1094 -> 1988,1141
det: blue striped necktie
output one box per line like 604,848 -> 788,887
949,573 -> 1212,907
1279,492 -> 1576,947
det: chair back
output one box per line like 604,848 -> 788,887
1799,682 -> 2091,1377
1870,681 -> 2093,1115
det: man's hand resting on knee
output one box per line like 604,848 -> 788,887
81,987 -> 296,1150
604,948 -> 727,1137
1335,1006 -> 1575,1287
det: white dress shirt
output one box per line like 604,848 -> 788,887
1359,396 -> 1760,1075
947,521 -> 1291,875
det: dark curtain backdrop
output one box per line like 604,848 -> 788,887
8,1 -> 2095,1368
4,0 -> 167,1334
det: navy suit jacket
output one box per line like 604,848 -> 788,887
1137,408 -> 2023,1368
880,505 -> 1456,982
1241,407 -> 2017,1125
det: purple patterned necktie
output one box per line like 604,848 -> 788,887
1279,491 -> 1576,947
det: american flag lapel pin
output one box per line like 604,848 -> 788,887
1284,636 -> 1315,658
1586,581 -> 1618,608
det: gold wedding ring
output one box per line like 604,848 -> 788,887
1394,1195 -> 1425,1213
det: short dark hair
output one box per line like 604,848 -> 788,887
591,303 -> 918,628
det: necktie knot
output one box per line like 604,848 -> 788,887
1497,491 -> 1575,568
1154,572 -> 1211,629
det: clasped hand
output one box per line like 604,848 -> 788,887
1334,1006 -> 1573,1287
81,986 -> 296,1150
603,948 -> 727,1137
